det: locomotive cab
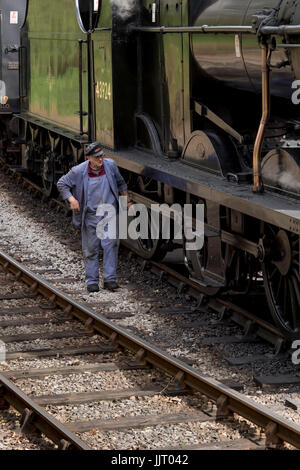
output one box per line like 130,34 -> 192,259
0,0 -> 27,115
0,0 -> 27,164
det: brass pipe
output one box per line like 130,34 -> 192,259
252,43 -> 270,193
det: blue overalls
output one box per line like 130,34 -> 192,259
82,172 -> 119,286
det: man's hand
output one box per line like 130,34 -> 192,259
68,196 -> 80,211
120,190 -> 133,210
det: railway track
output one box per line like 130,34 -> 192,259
0,156 -> 292,358
1,157 -> 300,449
1,157 -> 299,385
0,248 -> 300,450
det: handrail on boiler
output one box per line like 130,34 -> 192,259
129,22 -> 299,192
128,24 -> 300,36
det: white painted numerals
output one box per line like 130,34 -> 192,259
96,81 -> 112,101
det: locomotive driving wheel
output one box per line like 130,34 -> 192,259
263,225 -> 300,337
136,208 -> 169,260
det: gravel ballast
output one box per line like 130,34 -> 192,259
0,170 -> 300,450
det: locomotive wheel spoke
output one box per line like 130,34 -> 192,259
269,226 -> 277,238
293,269 -> 300,283
263,226 -> 300,337
283,278 -> 288,321
275,272 -> 283,300
136,209 -> 168,260
270,266 -> 277,280
292,274 -> 300,305
288,278 -> 300,332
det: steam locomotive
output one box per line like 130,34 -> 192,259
1,0 -> 300,338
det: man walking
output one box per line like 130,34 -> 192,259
57,142 -> 130,293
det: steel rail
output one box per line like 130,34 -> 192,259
0,374 -> 90,450
0,249 -> 300,448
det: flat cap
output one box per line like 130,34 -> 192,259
85,141 -> 104,157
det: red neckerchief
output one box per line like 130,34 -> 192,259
88,163 -> 106,178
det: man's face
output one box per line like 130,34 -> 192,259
87,155 -> 104,170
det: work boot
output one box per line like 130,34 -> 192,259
87,284 -> 100,293
103,281 -> 120,291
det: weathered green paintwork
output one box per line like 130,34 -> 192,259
23,0 -> 89,133
92,1 -> 114,147
160,0 -> 190,151
22,0 -> 191,154
19,0 -> 300,156
22,0 -> 136,149
138,0 -> 190,154
93,29 -> 114,147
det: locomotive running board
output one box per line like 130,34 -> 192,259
15,113 -> 88,144
107,147 -> 300,236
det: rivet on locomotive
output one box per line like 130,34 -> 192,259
0,0 -> 300,337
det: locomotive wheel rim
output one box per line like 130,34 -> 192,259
137,233 -> 160,258
273,230 -> 292,276
136,209 -> 167,260
263,226 -> 300,337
